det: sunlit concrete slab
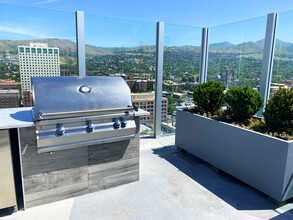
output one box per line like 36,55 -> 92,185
1,135 -> 293,220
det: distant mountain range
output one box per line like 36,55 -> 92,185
209,39 -> 293,58
1,38 -> 293,59
210,41 -> 234,47
0,38 -> 112,56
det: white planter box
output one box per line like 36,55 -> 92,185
175,109 -> 293,202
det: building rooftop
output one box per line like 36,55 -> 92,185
132,93 -> 168,101
2,136 -> 293,220
0,82 -> 21,86
0,89 -> 19,94
163,80 -> 181,86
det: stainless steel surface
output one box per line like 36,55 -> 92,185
199,27 -> 209,83
32,76 -> 132,121
35,107 -> 132,120
75,11 -> 86,77
113,120 -> 121,128
121,120 -> 127,128
0,130 -> 17,210
38,134 -> 135,153
36,118 -> 136,153
16,127 -> 26,211
86,122 -> 95,132
56,125 -> 65,136
36,112 -> 134,126
154,21 -> 164,138
258,13 -> 278,116
32,76 -> 136,153
79,85 -> 92,94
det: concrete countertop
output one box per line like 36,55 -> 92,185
0,108 -> 149,130
0,107 -> 34,130
133,109 -> 150,117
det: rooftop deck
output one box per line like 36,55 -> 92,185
1,135 -> 293,220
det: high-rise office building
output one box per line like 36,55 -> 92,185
18,43 -> 60,106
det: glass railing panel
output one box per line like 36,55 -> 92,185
271,11 -> 293,98
0,3 -> 77,108
207,16 -> 267,91
163,23 -> 201,134
84,13 -> 156,136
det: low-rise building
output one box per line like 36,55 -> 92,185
270,83 -> 290,97
163,80 -> 181,92
126,78 -> 154,92
281,80 -> 293,88
132,93 -> 168,126
23,91 -> 33,107
0,81 -> 21,90
172,93 -> 185,99
162,91 -> 172,97
0,89 -> 20,108
0,50 -> 19,64
61,70 -> 71,76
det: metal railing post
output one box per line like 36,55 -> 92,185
258,13 -> 278,116
75,11 -> 86,77
199,27 -> 209,83
154,22 -> 164,138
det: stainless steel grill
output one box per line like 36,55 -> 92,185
31,76 -> 136,153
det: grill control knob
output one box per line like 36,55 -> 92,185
86,122 -> 95,132
38,112 -> 43,120
121,121 -> 127,128
113,120 -> 121,129
56,125 -> 65,136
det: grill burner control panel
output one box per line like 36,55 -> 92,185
36,113 -> 136,153
55,118 -> 128,135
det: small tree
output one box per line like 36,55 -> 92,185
225,86 -> 263,123
193,81 -> 225,115
263,87 -> 293,134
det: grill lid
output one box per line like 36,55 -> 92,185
32,76 -> 133,120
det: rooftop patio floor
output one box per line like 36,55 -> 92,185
2,135 -> 293,220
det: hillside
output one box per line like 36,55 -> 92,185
210,41 -> 234,47
1,38 -> 293,60
0,38 -> 112,56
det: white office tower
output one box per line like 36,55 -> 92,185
18,43 -> 60,92
18,43 -> 60,106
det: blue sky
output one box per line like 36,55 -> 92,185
1,1 -> 293,47
1,0 -> 293,27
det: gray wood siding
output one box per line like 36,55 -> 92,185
19,117 -> 140,208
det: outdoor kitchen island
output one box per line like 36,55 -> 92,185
0,77 -> 149,211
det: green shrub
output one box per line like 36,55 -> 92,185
193,81 -> 225,115
225,86 -> 263,123
263,87 -> 293,134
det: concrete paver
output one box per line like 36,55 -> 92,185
1,136 -> 293,220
